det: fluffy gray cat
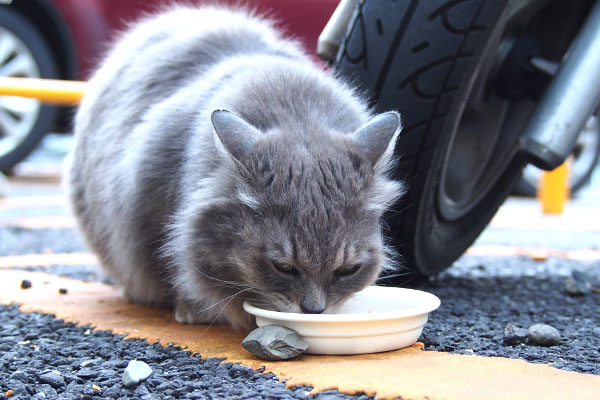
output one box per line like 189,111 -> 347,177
67,5 -> 403,331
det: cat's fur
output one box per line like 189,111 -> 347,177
68,5 -> 404,331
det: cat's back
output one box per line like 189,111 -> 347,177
76,5 -> 306,139
67,5 -> 312,304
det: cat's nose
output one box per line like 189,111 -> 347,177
300,296 -> 326,314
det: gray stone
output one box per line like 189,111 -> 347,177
32,384 -> 57,399
122,360 -> 153,388
565,270 -> 592,296
76,367 -> 98,379
241,325 -> 308,360
503,324 -> 528,345
103,386 -> 122,398
10,370 -> 28,382
528,323 -> 561,346
38,371 -> 65,389
79,358 -> 100,368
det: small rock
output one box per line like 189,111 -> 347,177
241,325 -> 308,360
32,384 -> 57,399
76,367 -> 99,379
229,363 -> 254,379
565,270 -> 592,296
58,288 -> 68,295
503,324 -> 528,345
20,280 -> 32,289
122,360 -> 153,388
79,359 -> 99,368
102,386 -> 122,398
9,370 -> 28,383
528,323 -> 561,346
38,371 -> 65,389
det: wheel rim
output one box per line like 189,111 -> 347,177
0,26 -> 42,158
437,0 -> 554,221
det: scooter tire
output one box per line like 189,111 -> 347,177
335,0 -> 528,282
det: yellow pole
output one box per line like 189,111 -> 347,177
538,157 -> 571,214
0,77 -> 86,105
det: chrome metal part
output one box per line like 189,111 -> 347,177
520,0 -> 600,170
317,0 -> 359,62
530,57 -> 558,77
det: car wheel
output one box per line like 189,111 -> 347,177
0,6 -> 59,174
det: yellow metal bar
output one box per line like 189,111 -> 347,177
0,77 -> 86,105
538,157 -> 571,214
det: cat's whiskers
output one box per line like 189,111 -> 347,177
191,265 -> 255,292
376,271 -> 415,285
196,287 -> 254,314
190,265 -> 282,310
198,287 -> 262,334
190,266 -> 280,310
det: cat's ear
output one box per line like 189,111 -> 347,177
353,111 -> 402,165
211,109 -> 261,161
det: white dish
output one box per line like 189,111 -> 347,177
242,286 -> 440,355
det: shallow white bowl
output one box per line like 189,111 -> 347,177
242,286 -> 440,355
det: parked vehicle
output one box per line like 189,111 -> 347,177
0,0 -> 338,173
321,0 -> 600,281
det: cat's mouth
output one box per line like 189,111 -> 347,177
262,295 -> 302,314
251,293 -> 351,315
271,299 -> 345,315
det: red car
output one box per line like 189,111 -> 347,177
0,0 -> 339,173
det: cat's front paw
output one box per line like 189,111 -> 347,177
174,302 -> 203,324
174,299 -> 254,331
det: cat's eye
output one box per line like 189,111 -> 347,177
272,261 -> 299,276
335,263 -> 361,277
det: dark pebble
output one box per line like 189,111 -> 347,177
38,371 -> 65,389
20,279 -> 32,289
565,270 -> 592,296
58,288 -> 68,295
229,364 -> 255,379
10,370 -> 28,383
503,324 -> 529,345
528,324 -> 561,346
32,383 -> 58,399
102,386 -> 122,399
75,367 -> 98,379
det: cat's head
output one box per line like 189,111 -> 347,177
203,109 -> 403,314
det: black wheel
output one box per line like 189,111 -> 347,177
0,6 -> 59,174
513,115 -> 600,197
334,0 -> 585,281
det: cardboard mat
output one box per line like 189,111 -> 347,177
1,269 -> 599,399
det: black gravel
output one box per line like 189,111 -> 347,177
419,256 -> 600,375
0,304 -> 373,400
2,220 -> 600,399
0,227 -> 85,255
15,264 -> 103,283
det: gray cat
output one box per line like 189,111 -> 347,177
67,5 -> 403,331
